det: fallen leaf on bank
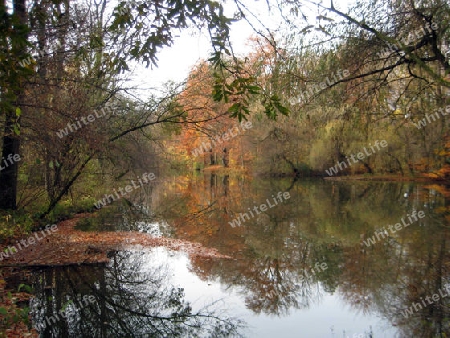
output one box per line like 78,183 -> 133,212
0,214 -> 231,268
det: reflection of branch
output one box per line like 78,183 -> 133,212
186,201 -> 218,221
56,252 -> 245,337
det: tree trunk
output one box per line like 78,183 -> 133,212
0,120 -> 20,209
0,0 -> 27,210
209,148 -> 215,165
222,148 -> 229,167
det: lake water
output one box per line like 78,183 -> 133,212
12,173 -> 450,337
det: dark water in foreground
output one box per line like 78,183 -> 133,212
9,174 -> 450,337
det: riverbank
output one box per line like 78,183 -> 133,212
0,213 -> 230,268
323,173 -> 448,182
0,269 -> 38,337
0,208 -> 231,337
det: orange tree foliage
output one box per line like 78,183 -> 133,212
169,61 -> 254,167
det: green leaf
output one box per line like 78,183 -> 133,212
247,85 -> 261,94
13,124 -> 20,136
15,107 -> 21,117
62,299 -> 73,312
18,283 -> 32,293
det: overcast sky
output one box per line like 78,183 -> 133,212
127,0 -> 354,98
126,0 -> 284,96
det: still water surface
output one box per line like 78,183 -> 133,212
18,174 -> 450,337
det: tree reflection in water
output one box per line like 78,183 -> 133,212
153,175 -> 450,336
29,249 -> 245,337
34,176 -> 450,336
